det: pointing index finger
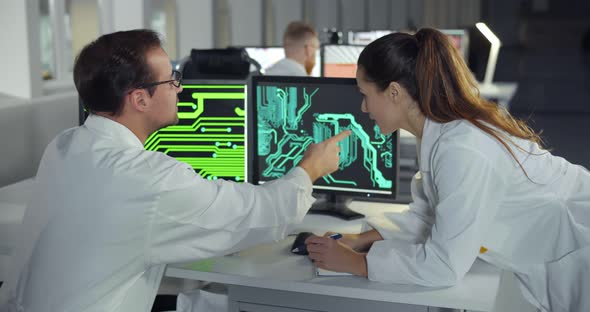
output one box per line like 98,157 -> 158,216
326,130 -> 352,144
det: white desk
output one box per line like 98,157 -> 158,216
166,202 -> 507,312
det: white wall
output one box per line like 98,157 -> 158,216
0,1 -> 42,99
162,0 -> 178,58
177,0 -> 214,56
111,0 -> 146,31
270,0 -> 303,46
229,0 -> 263,46
71,0 -> 100,66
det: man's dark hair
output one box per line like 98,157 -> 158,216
73,29 -> 162,115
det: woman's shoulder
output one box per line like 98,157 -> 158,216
432,119 -> 526,164
437,119 -> 497,146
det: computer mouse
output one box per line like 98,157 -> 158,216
290,232 -> 313,255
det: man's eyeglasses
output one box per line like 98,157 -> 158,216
137,70 -> 182,89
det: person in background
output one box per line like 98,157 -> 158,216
265,21 -> 320,76
1,29 -> 350,312
305,28 -> 590,312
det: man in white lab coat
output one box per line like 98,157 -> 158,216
265,21 -> 320,76
0,29 -> 350,312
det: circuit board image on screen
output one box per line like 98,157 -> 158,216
254,78 -> 395,195
144,80 -> 246,182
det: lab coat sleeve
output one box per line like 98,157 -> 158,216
366,142 -> 508,287
147,165 -> 315,264
366,172 -> 434,244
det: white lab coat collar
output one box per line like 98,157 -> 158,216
84,114 -> 144,149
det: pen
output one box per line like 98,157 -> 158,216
328,233 -> 342,240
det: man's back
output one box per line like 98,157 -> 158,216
19,116 -> 175,311
14,115 -> 316,311
265,58 -> 308,76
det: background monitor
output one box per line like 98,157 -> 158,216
81,80 -> 248,182
347,30 -> 393,45
244,46 -> 321,77
321,44 -> 365,78
249,76 -> 399,220
182,48 -> 251,80
345,29 -> 469,61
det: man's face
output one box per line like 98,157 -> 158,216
144,47 -> 183,131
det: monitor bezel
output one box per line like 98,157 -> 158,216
248,75 -> 399,200
180,78 -> 247,86
346,29 -> 394,45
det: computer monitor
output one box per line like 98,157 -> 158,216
249,76 -> 399,220
244,46 -> 321,77
144,79 -> 247,181
80,80 -> 248,181
321,44 -> 366,78
345,29 -> 469,61
347,30 -> 393,45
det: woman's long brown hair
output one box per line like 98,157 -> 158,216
358,28 -> 543,175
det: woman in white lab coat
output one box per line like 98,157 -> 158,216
305,28 -> 590,312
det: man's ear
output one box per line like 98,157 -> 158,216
128,89 -> 150,113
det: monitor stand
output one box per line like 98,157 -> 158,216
308,194 -> 364,221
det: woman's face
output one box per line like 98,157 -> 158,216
356,67 -> 403,135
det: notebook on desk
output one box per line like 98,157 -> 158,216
316,267 -> 353,277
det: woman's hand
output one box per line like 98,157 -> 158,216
305,235 -> 368,276
323,229 -> 383,252
323,232 -> 365,251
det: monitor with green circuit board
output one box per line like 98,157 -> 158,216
144,79 -> 247,182
249,76 -> 399,220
